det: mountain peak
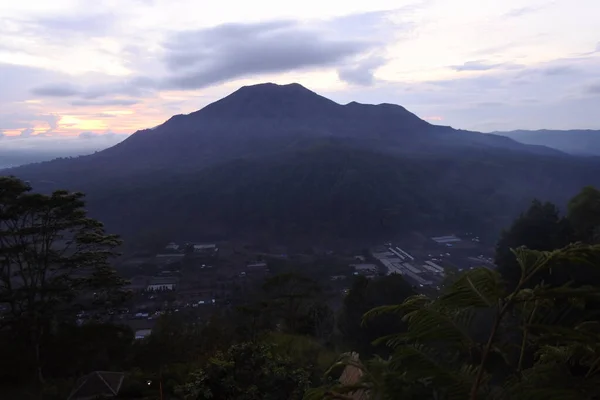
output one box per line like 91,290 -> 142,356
238,82 -> 311,92
195,82 -> 340,119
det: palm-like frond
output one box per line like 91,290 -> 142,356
441,268 -> 505,309
313,245 -> 600,400
362,295 -> 431,325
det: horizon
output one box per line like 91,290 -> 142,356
1,0 -> 600,157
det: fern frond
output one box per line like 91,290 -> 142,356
441,268 -> 505,308
362,295 -> 431,325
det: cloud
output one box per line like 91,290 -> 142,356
337,55 -> 386,86
18,11 -> 118,42
70,99 -> 140,107
78,131 -> 119,139
502,6 -> 545,18
31,83 -> 81,97
31,76 -> 156,103
543,65 -> 578,75
450,60 -> 524,72
587,83 -> 600,95
451,60 -> 503,72
161,15 -> 394,90
0,113 -> 61,131
20,127 -> 35,137
27,11 -> 403,100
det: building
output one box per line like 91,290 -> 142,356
146,277 -> 178,291
431,235 -> 462,244
350,263 -> 378,274
134,329 -> 152,340
192,243 -> 218,253
165,242 -> 180,251
155,253 -> 185,265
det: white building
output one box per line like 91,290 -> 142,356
165,242 -> 180,251
193,244 -> 217,253
135,329 -> 152,340
146,277 -> 178,292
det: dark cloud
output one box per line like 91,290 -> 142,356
587,83 -> 600,95
29,12 -> 401,97
31,83 -> 81,97
31,76 -> 156,102
161,17 -> 388,90
19,128 -> 35,137
543,65 -> 578,75
1,63 -> 65,103
70,99 -> 140,107
337,56 -> 386,86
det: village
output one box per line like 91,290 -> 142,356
76,232 -> 495,340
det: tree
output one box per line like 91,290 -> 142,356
338,275 -> 415,356
495,199 -> 573,289
177,342 -> 311,400
568,186 -> 600,243
311,244 -> 600,400
0,177 -> 125,388
262,273 -> 333,337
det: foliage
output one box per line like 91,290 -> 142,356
176,342 -> 311,400
0,177 -> 126,388
338,275 -> 416,356
495,199 -> 573,289
568,186 -> 600,243
316,244 -> 600,400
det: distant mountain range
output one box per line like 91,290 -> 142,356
4,83 -> 600,244
495,130 -> 600,156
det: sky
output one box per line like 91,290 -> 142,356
1,0 -> 599,157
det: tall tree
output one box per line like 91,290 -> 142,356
338,274 -> 415,357
495,199 -> 573,289
568,186 -> 600,243
0,177 -> 125,388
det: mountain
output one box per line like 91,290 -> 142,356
496,129 -> 600,156
8,83 -> 557,181
4,83 -> 598,243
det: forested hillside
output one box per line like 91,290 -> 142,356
2,178 -> 600,399
5,83 -> 592,243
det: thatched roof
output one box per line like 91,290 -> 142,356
67,371 -> 124,400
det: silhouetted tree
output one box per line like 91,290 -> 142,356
0,177 -> 125,389
495,199 -> 573,289
568,186 -> 600,243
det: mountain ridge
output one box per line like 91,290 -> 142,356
5,82 -> 595,244
495,129 -> 600,156
6,82 -> 561,181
